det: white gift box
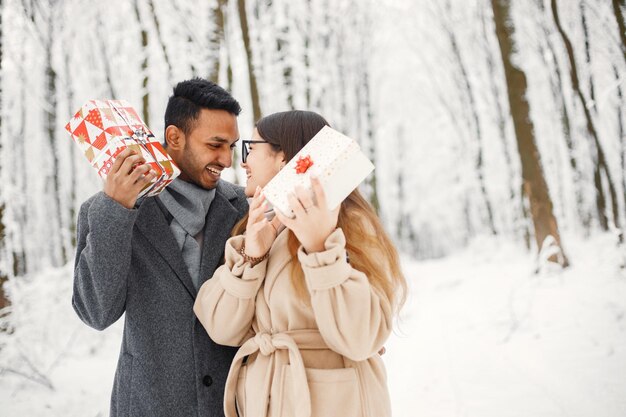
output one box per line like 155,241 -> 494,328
262,126 -> 374,217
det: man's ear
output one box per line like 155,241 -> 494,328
165,125 -> 185,150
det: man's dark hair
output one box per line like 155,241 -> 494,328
164,78 -> 241,137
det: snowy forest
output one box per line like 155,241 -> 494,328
1,0 -> 625,416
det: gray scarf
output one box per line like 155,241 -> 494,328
158,178 -> 215,289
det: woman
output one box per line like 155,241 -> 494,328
194,110 -> 407,417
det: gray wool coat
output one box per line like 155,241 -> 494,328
72,180 -> 248,417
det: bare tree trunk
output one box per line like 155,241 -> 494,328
63,46 -> 77,249
274,3 -> 294,110
444,1 -> 496,235
551,0 -> 620,233
12,46 -> 27,277
237,0 -> 261,121
528,0 -> 583,234
616,64 -> 626,245
133,0 -> 150,126
0,0 -> 8,310
533,0 -> 589,231
360,61 -> 380,214
170,2 -> 198,77
42,6 -> 66,267
395,125 -> 405,246
395,125 -> 419,255
479,4 -> 529,242
336,36 -> 347,132
95,11 -> 117,98
613,0 -> 626,64
147,0 -> 173,84
304,0 -> 312,108
208,0 -> 228,83
579,2 -> 596,110
491,0 -> 569,267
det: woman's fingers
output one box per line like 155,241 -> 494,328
274,208 -> 294,229
248,198 -> 268,227
310,175 -> 327,211
294,185 -> 315,212
269,215 -> 284,233
287,192 -> 307,218
248,186 -> 264,210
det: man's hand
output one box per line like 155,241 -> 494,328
103,148 -> 156,209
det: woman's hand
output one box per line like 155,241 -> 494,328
244,186 -> 283,258
275,176 -> 340,254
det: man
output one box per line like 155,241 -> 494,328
72,78 -> 248,417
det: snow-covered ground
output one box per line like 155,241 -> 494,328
1,233 -> 625,417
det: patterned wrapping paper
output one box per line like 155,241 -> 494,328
262,126 -> 375,217
65,99 -> 180,198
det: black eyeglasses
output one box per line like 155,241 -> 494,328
241,140 -> 268,163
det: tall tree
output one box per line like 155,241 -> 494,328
491,0 -> 569,267
208,0 -> 229,83
551,0 -> 621,233
441,0 -> 497,235
22,0 -> 67,267
479,4 -> 527,241
133,0 -> 150,126
0,0 -> 8,310
533,0 -> 588,231
579,2 -> 596,110
147,0 -> 173,84
94,9 -> 117,99
613,0 -> 626,64
616,64 -> 626,244
354,2 -> 380,213
238,0 -> 261,121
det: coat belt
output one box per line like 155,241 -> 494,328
223,329 -> 328,417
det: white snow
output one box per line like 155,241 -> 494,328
1,233 -> 625,417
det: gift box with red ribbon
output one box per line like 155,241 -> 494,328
262,126 -> 375,217
65,99 -> 180,198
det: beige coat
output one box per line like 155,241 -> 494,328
194,227 -> 393,417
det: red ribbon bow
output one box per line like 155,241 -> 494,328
294,155 -> 314,174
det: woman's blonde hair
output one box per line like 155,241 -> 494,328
233,111 -> 407,313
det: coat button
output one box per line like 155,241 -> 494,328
203,375 -> 213,387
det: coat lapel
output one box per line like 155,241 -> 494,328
135,197 -> 197,299
198,184 -> 240,288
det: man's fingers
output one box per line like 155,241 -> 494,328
119,153 -> 146,176
110,147 -> 135,174
130,163 -> 153,183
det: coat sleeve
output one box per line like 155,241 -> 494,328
298,228 -> 394,362
194,234 -> 267,347
72,192 -> 139,331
